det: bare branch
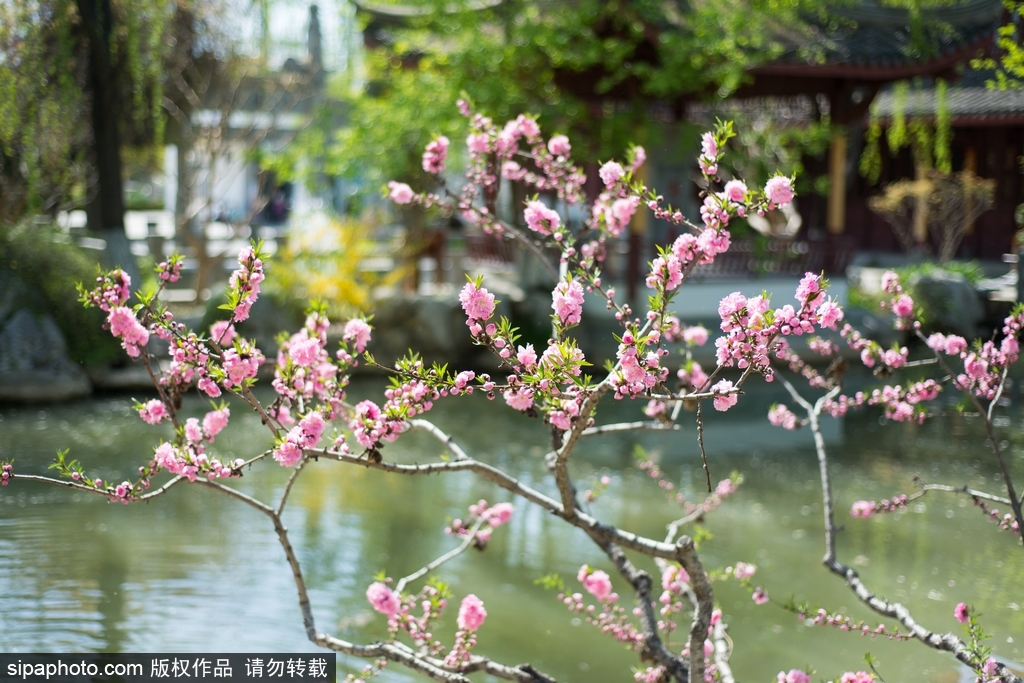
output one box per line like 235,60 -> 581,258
597,539 -> 689,683
313,445 -> 686,561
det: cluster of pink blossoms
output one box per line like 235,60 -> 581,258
524,200 -> 561,236
347,368 -> 439,450
558,571 -> 643,649
154,439 -> 241,483
228,246 -> 265,322
156,257 -> 183,283
446,499 -> 514,546
878,270 -> 916,330
551,279 -> 584,326
715,272 -> 843,380
221,339 -> 264,389
443,594 -> 487,667
850,494 -> 908,519
842,323 -> 909,371
777,669 -> 811,683
107,306 -> 150,358
459,281 -> 496,328
272,311 -> 344,414
610,327 -> 670,398
273,411 -> 326,467
768,403 -> 800,430
80,268 -> 131,311
1,463 -> 12,486
421,136 -> 449,174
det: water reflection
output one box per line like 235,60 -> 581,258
0,378 -> 1022,682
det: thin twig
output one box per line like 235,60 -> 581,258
277,455 -> 309,516
696,400 -> 711,492
395,518 -> 487,593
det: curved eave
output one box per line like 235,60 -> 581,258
749,32 -> 995,81
874,112 -> 1024,127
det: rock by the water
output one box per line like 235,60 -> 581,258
0,308 -> 91,401
909,269 -> 984,339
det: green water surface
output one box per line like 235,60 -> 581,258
1,378 -> 1022,682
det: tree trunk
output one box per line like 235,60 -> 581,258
77,0 -> 138,285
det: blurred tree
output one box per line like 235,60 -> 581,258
0,0 -> 172,283
315,0 -> 820,192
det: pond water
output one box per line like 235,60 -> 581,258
1,377 -> 1022,683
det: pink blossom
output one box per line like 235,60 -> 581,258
422,135 -> 449,174
343,318 -> 372,353
982,658 -> 999,677
598,161 -> 624,188
138,399 -> 167,425
552,279 -> 585,326
660,564 -> 690,593
273,440 -> 302,467
460,282 -> 496,321
839,672 -> 873,683
733,562 -> 756,581
701,132 -> 718,161
198,376 -> 221,398
202,408 -> 230,439
795,272 -> 821,302
154,442 -> 179,473
847,501 -> 872,518
366,582 -> 400,617
504,387 -> 534,411
817,299 -> 843,329
516,114 -> 539,138
752,587 -> 769,605
289,336 -> 322,367
954,602 -> 970,624
524,201 -> 561,235
682,325 -> 709,346
485,502 -> 514,526
880,270 -> 900,293
892,294 -> 914,318
387,181 -> 414,204
298,411 -> 325,446
547,134 -> 571,156
630,145 -> 646,172
777,670 -> 810,683
580,568 -> 613,602
768,404 -> 799,430
764,176 -> 794,207
184,418 -> 203,444
467,133 -> 490,154
516,344 -> 537,369
210,320 -> 238,345
611,196 -> 640,226
457,594 -> 487,631
723,179 -> 747,203
711,380 -> 738,411
718,292 -> 747,324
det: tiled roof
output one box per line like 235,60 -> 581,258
774,0 -> 1002,70
873,84 -> 1024,119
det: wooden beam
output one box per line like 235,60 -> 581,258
965,147 -> 977,235
827,132 -> 848,234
